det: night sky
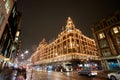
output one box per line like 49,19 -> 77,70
17,0 -> 120,53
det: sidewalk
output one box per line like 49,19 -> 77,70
26,69 -> 32,80
0,67 -> 27,80
0,68 -> 13,80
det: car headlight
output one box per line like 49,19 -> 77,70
66,68 -> 69,71
91,72 -> 97,75
107,74 -> 110,78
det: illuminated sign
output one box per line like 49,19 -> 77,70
5,0 -> 10,14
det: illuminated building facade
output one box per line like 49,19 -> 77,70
31,17 -> 99,67
0,0 -> 21,69
92,11 -> 120,70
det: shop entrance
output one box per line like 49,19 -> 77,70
108,59 -> 120,70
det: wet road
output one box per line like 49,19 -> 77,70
32,70 -> 108,80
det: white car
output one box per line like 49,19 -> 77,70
108,71 -> 120,80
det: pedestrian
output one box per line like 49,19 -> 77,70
16,75 -> 25,80
30,68 -> 33,80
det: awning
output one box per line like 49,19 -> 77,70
0,55 -> 10,62
101,56 -> 118,60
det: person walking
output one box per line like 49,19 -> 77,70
16,75 -> 25,80
30,68 -> 33,80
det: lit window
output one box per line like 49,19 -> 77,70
5,0 -> 10,14
16,31 -> 20,37
15,37 -> 18,42
69,43 -> 73,48
67,29 -> 72,32
113,27 -> 119,34
98,32 -> 105,39
64,46 -> 66,48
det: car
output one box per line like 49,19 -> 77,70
36,67 -> 42,71
11,70 -> 18,80
78,69 -> 98,76
61,62 -> 73,72
108,71 -> 120,80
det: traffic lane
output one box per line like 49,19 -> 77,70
33,71 -> 74,80
33,70 -> 108,80
63,71 -> 108,80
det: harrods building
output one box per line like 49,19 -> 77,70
31,17 -> 99,67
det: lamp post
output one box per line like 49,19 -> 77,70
25,50 -> 29,54
20,50 -> 29,60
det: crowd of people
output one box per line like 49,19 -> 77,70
11,66 -> 27,80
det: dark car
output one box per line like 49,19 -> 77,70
78,69 -> 98,76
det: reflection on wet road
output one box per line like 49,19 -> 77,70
32,71 -> 108,80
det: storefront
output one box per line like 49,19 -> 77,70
107,59 -> 120,70
0,55 -> 10,70
101,56 -> 120,70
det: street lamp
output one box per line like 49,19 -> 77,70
21,54 -> 24,57
20,54 -> 24,59
20,50 -> 29,60
24,50 -> 29,54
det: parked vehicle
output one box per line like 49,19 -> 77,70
108,71 -> 120,80
78,68 -> 98,76
61,62 -> 73,72
54,62 -> 73,72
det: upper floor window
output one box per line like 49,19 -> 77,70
94,24 -> 102,30
67,33 -> 73,38
99,39 -> 108,48
102,49 -> 111,57
118,26 -> 120,31
12,7 -> 16,18
116,36 -> 120,44
113,17 -> 117,23
107,17 -> 117,25
5,0 -> 10,14
67,29 -> 73,32
0,13 -> 5,28
113,27 -> 119,34
98,32 -> 105,39
76,34 -> 78,38
63,36 -> 66,40
0,3 -> 2,10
